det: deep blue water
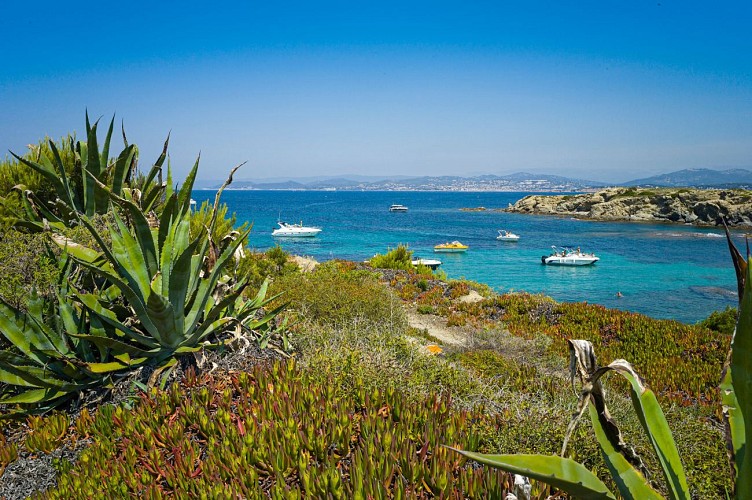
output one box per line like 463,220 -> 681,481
193,190 -> 741,324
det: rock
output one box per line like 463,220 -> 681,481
506,188 -> 752,227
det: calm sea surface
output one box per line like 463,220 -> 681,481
193,190 -> 741,324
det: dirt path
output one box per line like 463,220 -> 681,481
406,308 -> 468,346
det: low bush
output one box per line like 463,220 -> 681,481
697,305 -> 738,336
272,261 -> 405,330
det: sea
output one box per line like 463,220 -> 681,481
192,190 -> 742,324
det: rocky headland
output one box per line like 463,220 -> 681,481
506,187 -> 752,227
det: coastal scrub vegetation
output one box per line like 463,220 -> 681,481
0,114 -> 286,415
0,116 -> 741,497
369,244 -> 433,275
453,228 -> 751,498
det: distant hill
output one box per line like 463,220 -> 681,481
196,172 -> 606,192
624,168 -> 752,188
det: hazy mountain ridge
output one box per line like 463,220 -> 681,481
197,173 -> 606,192
623,168 -> 752,188
192,168 -> 752,191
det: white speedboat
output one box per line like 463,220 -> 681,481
541,246 -> 599,266
412,258 -> 442,270
497,230 -> 520,242
389,204 -> 408,212
271,221 -> 322,237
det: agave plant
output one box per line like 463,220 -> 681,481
56,160 -> 283,369
10,112 -> 166,231
451,225 -> 750,499
0,257 -> 117,413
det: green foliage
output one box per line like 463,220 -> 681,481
0,229 -> 59,310
369,244 -> 414,271
697,306 -> 738,336
25,413 -> 69,453
273,261 -> 403,328
8,112 -> 166,231
189,200 -> 249,249
58,162 -> 281,360
462,293 -> 728,407
236,246 -> 298,291
43,361 -> 526,498
452,231 -> 751,499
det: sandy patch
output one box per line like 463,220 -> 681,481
457,290 -> 484,303
291,255 -> 319,272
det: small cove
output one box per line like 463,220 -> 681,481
193,190 -> 741,323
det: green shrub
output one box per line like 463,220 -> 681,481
189,200 -> 250,248
236,246 -> 298,292
417,304 -> 433,315
697,306 -> 738,336
0,229 -> 59,310
273,261 -> 404,329
369,244 -> 414,271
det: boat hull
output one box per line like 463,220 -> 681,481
542,256 -> 599,266
434,248 -> 467,253
272,229 -> 322,237
497,236 -> 520,242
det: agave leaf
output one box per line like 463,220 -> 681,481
592,360 -> 689,499
9,152 -> 68,202
48,140 -> 77,209
730,257 -> 752,495
75,293 -> 159,348
83,119 -> 101,215
185,317 -> 234,346
0,361 -> 76,391
146,287 -> 180,348
111,144 -> 136,198
84,357 -> 149,374
0,387 -> 75,404
67,334 -> 160,358
101,115 -> 115,174
723,220 -> 747,302
112,190 -> 158,277
71,259 -> 162,342
0,299 -> 58,365
169,238 -> 203,335
51,234 -> 103,264
588,405 -> 662,499
110,210 -> 151,298
177,157 -> 199,213
243,302 -> 287,331
450,449 -> 615,499
142,132 -> 169,190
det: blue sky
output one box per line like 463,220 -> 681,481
1,1 -> 750,183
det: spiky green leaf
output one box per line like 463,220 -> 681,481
450,449 -> 615,499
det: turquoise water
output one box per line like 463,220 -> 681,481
193,190 -> 741,324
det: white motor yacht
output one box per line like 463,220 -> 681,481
541,246 -> 599,266
272,221 -> 322,237
389,204 -> 408,212
496,230 -> 520,241
411,257 -> 442,270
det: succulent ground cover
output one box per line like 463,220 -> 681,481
383,267 -> 730,410
0,258 -> 733,498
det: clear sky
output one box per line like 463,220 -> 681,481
1,1 -> 750,183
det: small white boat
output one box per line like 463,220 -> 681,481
271,221 -> 322,237
412,258 -> 442,270
541,246 -> 599,266
497,230 -> 520,242
389,204 -> 409,212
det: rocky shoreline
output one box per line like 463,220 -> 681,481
505,187 -> 752,227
